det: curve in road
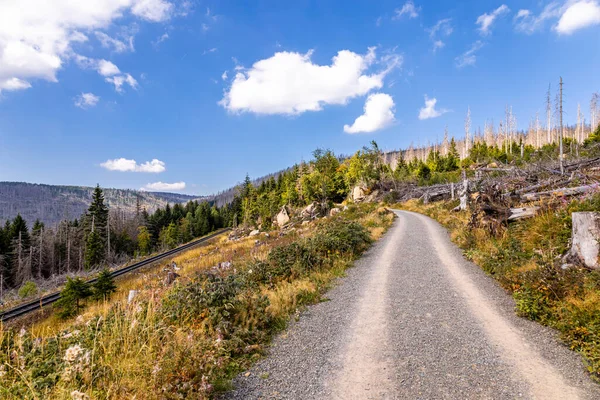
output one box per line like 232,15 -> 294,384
225,210 -> 600,399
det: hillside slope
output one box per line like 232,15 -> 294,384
0,182 -> 205,226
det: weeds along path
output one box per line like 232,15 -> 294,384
225,211 -> 600,399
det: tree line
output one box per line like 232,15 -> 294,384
0,185 -> 235,296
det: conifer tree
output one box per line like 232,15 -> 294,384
55,277 -> 92,319
85,229 -> 104,269
92,268 -> 117,301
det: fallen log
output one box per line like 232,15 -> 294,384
521,183 -> 600,202
507,207 -> 540,221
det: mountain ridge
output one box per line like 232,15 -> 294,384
0,181 -> 208,226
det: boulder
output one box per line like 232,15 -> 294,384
276,206 -> 290,227
249,229 -> 260,237
329,207 -> 341,217
352,186 -> 366,202
301,202 -> 320,219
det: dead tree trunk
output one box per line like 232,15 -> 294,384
563,212 -> 600,269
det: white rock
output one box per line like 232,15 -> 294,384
276,206 -> 290,227
127,290 -> 138,304
249,229 -> 260,237
329,207 -> 341,216
352,186 -> 366,201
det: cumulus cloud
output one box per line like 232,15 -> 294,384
455,41 -> 485,68
74,92 -> 100,109
394,1 -> 420,19
220,47 -> 401,115
143,181 -> 186,191
343,93 -> 395,134
101,158 -> 166,173
556,1 -> 600,34
0,0 -> 174,93
418,95 -> 448,120
476,4 -> 510,35
0,78 -> 32,91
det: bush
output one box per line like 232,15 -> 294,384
312,219 -> 372,256
162,274 -> 242,330
18,281 -> 38,298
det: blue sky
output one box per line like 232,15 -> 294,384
0,0 -> 599,195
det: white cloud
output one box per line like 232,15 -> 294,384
143,181 -> 186,191
153,32 -> 169,47
433,40 -> 445,52
394,1 -> 420,19
131,0 -> 173,22
418,95 -> 448,120
455,41 -> 485,68
556,0 -> 600,34
220,47 -> 401,115
95,31 -> 134,53
427,18 -> 453,51
74,92 -> 100,109
221,71 -> 228,81
476,4 -> 510,35
202,48 -> 217,55
0,0 -> 174,93
0,78 -> 32,91
343,93 -> 395,134
105,73 -> 138,92
101,158 -> 166,173
514,2 -> 563,34
98,60 -> 121,76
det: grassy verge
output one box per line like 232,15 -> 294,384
396,197 -> 600,381
0,204 -> 394,399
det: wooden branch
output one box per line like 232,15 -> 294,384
508,207 -> 540,221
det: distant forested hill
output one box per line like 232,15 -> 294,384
0,182 -> 205,226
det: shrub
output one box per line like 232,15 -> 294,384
18,281 -> 38,298
162,274 -> 242,330
312,220 -> 372,256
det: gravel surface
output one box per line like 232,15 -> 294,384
223,210 -> 600,399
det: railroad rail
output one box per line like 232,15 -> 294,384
0,228 -> 231,322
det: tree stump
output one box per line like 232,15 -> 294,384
564,212 -> 600,270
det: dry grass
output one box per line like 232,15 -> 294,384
0,204 -> 395,399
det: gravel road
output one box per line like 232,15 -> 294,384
224,210 -> 600,399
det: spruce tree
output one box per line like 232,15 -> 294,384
55,277 -> 92,319
85,229 -> 104,269
92,269 -> 117,301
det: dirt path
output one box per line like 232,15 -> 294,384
225,210 -> 600,399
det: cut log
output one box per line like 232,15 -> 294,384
507,207 -> 540,221
521,183 -> 600,202
563,212 -> 600,270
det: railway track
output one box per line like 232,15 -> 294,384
0,228 -> 231,323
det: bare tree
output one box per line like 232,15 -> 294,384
465,107 -> 471,158
546,84 -> 552,144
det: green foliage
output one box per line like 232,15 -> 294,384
18,281 -> 38,298
84,229 -> 104,269
55,277 -> 92,319
137,225 -> 151,255
92,269 -> 117,301
312,219 -> 372,256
